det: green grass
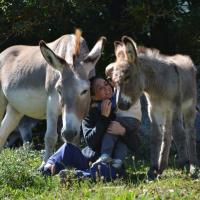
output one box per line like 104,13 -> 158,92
0,145 -> 200,200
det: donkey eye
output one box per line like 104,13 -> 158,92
81,89 -> 88,95
57,89 -> 62,96
56,85 -> 62,95
124,75 -> 130,82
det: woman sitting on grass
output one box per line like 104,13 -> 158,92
41,76 -> 141,180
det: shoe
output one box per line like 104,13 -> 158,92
112,159 -> 123,169
91,154 -> 112,167
99,154 -> 112,163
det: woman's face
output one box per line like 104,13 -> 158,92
92,78 -> 113,100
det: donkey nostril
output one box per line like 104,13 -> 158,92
61,130 -> 77,142
124,75 -> 130,82
118,101 -> 131,110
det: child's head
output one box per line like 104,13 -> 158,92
90,76 -> 113,101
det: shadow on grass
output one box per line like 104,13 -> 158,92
124,171 -> 147,185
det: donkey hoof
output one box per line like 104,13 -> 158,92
189,165 -> 199,179
177,160 -> 189,170
179,162 -> 198,178
147,168 -> 158,181
180,161 -> 190,173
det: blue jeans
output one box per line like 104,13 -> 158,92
46,143 -> 89,174
43,143 -> 125,181
101,133 -> 128,161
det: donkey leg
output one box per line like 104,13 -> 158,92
43,95 -> 59,163
0,104 -> 23,150
184,109 -> 198,175
147,105 -> 168,180
18,123 -> 32,144
172,112 -> 189,168
44,117 -> 58,163
147,119 -> 163,180
158,117 -> 172,174
0,89 -> 7,122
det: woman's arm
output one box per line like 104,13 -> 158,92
107,118 -> 141,154
106,121 -> 126,136
81,107 -> 110,150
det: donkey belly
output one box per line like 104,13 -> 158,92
5,88 -> 47,119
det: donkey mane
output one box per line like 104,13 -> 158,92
138,45 -> 195,71
72,28 -> 82,64
74,29 -> 82,57
138,46 -> 161,58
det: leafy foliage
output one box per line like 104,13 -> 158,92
0,2 -> 200,198
0,0 -> 200,70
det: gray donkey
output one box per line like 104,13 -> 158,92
106,36 -> 197,179
0,30 -> 105,167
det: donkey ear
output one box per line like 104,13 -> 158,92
105,63 -> 115,79
83,36 -> 106,78
114,41 -> 125,61
114,41 -> 123,50
39,40 -> 68,72
121,36 -> 138,63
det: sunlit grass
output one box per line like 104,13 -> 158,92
0,145 -> 200,200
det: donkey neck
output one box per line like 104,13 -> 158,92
139,56 -> 168,98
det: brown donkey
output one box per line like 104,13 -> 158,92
106,36 -> 197,179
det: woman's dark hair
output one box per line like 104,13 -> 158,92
89,75 -> 114,96
89,76 -> 104,96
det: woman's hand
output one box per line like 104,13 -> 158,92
101,99 -> 112,117
44,163 -> 56,175
107,121 -> 126,136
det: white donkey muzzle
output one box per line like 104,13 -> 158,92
116,86 -> 132,110
61,113 -> 80,142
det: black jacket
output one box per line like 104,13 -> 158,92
81,102 -> 115,161
81,102 -> 140,161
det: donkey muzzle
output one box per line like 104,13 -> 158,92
61,128 -> 77,142
118,100 -> 132,110
116,85 -> 132,110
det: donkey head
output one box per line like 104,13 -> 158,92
39,36 -> 105,143
106,36 -> 144,110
